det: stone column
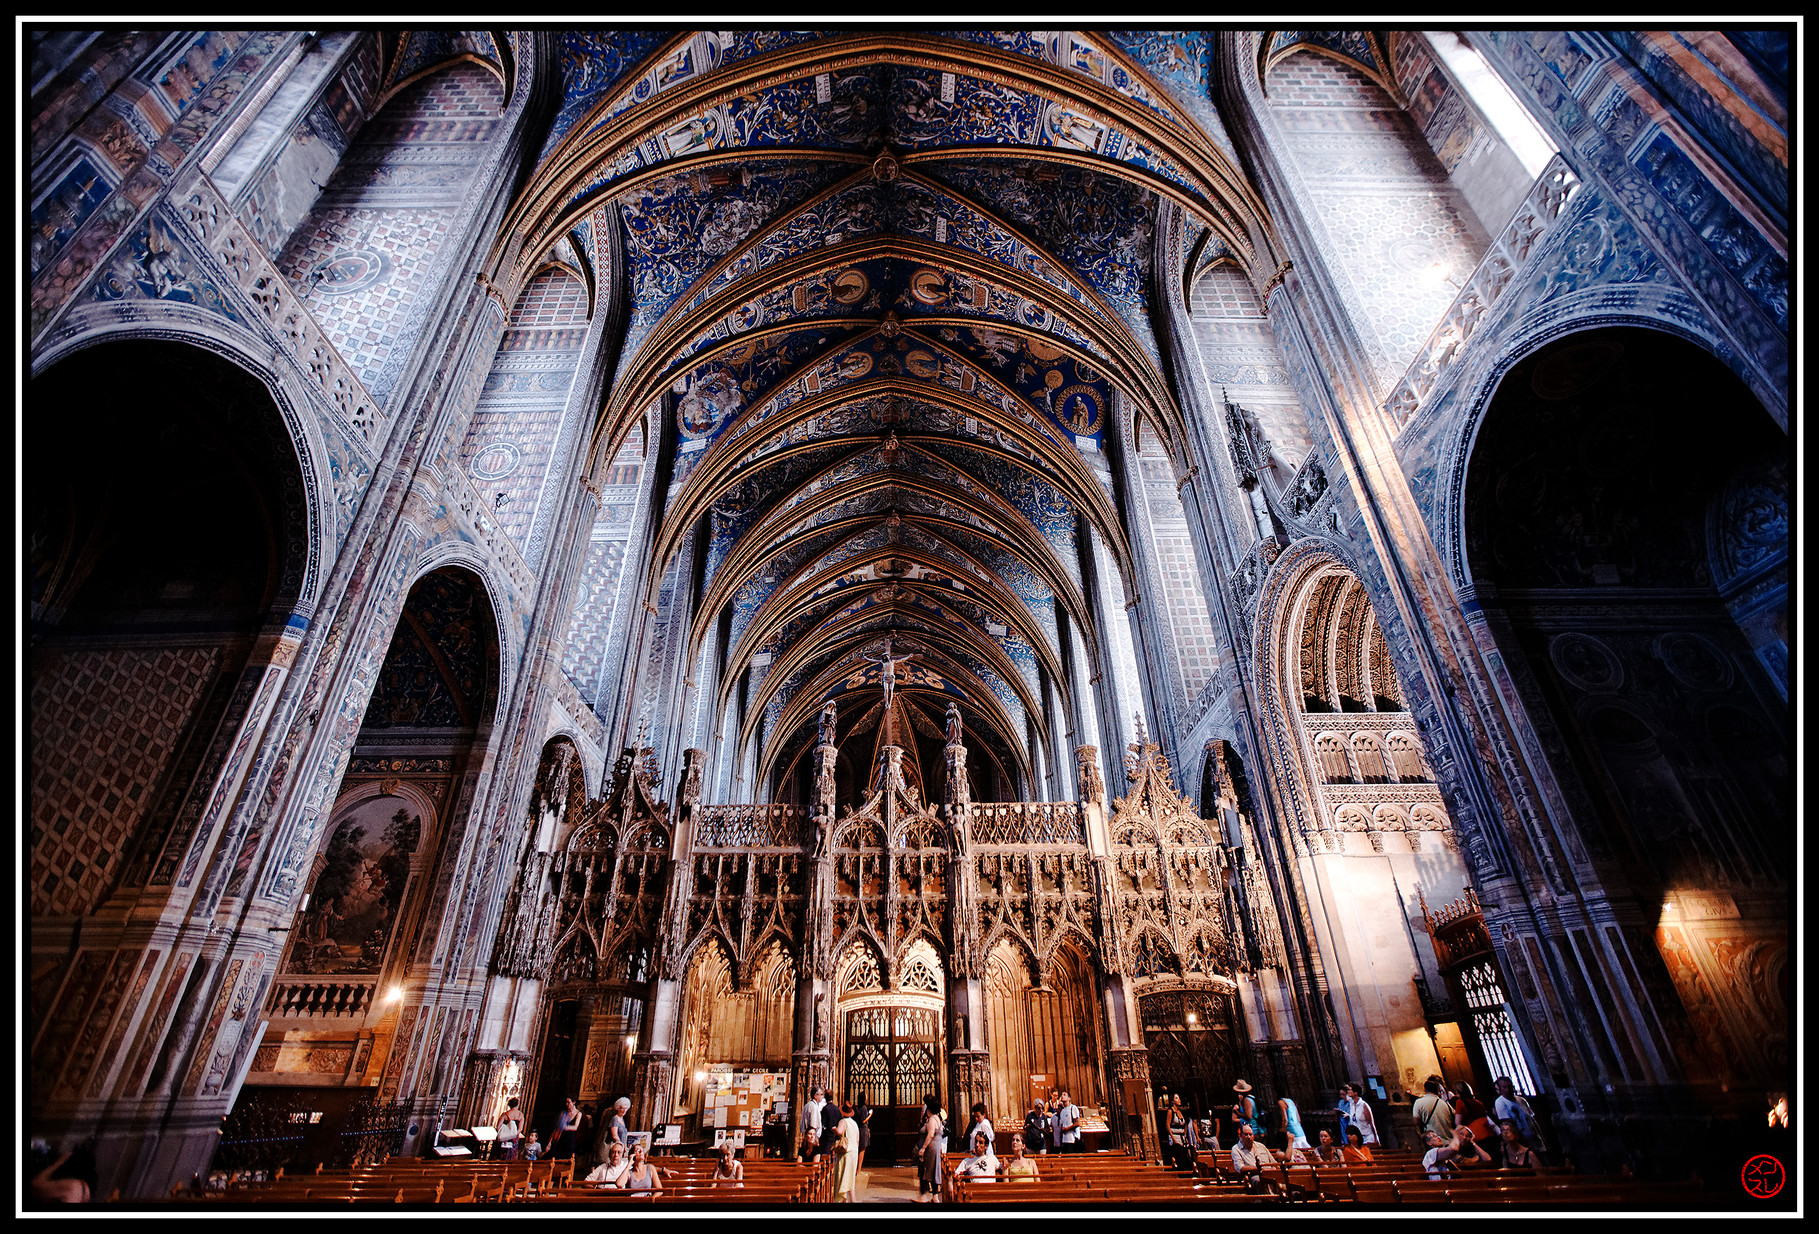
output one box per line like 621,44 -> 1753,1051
1109,1047 -> 1158,1161
791,725 -> 837,1155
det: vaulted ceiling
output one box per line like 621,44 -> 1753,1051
499,31 -> 1274,793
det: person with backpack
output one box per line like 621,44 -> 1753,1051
1413,1076 -> 1456,1142
1023,1098 -> 1051,1155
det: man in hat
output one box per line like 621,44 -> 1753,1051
1231,1079 -> 1261,1139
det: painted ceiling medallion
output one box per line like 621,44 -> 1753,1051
309,246 -> 389,295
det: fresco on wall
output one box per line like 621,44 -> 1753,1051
287,799 -> 420,975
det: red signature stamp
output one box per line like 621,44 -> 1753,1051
1741,1154 -> 1785,1199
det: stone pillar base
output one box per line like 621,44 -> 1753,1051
1109,1047 -> 1156,1161
628,1050 -> 673,1136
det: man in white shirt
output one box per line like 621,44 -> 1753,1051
1339,1083 -> 1380,1146
798,1086 -> 825,1161
1054,1091 -> 1081,1153
1229,1123 -> 1275,1191
1493,1076 -> 1544,1148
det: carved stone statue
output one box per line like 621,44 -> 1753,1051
944,700 -> 962,746
1075,745 -> 1105,806
818,700 -> 837,749
813,991 -> 827,1052
679,748 -> 704,812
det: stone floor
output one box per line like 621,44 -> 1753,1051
855,1166 -> 924,1204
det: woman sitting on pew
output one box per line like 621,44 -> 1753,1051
1308,1128 -> 1343,1163
619,1140 -> 662,1193
999,1133 -> 1040,1181
955,1130 -> 1000,1181
586,1141 -> 631,1186
1341,1127 -> 1373,1163
712,1140 -> 744,1187
1498,1122 -> 1546,1170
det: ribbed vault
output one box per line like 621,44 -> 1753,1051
505,30 -> 1276,801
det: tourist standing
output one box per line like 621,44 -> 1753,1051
1278,1091 -> 1309,1153
798,1086 -> 825,1162
1054,1091 -> 1081,1153
494,1097 -> 523,1160
552,1096 -> 582,1159
1412,1077 -> 1455,1142
834,1103 -> 860,1201
963,1102 -> 994,1154
1023,1099 -> 1051,1155
916,1094 -> 944,1204
607,1097 -> 631,1156
1162,1095 -> 1198,1170
1231,1079 -> 1261,1138
852,1092 -> 872,1173
1493,1077 -> 1546,1152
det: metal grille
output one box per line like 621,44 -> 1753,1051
846,1042 -> 892,1109
971,802 -> 1087,846
1459,960 -> 1538,1095
693,804 -> 807,848
844,1006 -> 942,1110
898,1042 -> 938,1096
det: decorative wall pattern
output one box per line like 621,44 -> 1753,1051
1268,49 -> 1488,389
31,30 -> 297,339
30,645 -> 221,917
1189,262 -> 1310,466
458,268 -> 587,551
277,62 -> 503,406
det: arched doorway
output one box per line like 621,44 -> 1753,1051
28,340 -> 310,925
244,565 -> 500,1142
1139,987 -> 1242,1124
672,939 -> 797,1135
833,939 -> 944,1166
983,939 -> 1104,1138
1464,326 -> 1790,1101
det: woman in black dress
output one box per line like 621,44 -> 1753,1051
852,1093 -> 872,1173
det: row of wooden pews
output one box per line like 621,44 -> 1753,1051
948,1153 -> 1277,1206
534,1156 -> 832,1205
165,1156 -> 576,1204
151,1151 -> 835,1206
1197,1149 -> 1710,1207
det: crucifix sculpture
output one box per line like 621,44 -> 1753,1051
863,637 -> 920,747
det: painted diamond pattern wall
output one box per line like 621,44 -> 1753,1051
276,62 -> 503,407
1268,50 -> 1488,390
458,268 -> 589,552
1139,452 -> 1220,714
30,646 -> 220,917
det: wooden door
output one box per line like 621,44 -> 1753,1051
844,1004 -> 942,1165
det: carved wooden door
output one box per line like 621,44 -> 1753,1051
844,1003 -> 943,1165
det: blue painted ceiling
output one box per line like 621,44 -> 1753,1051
526,30 -> 1252,781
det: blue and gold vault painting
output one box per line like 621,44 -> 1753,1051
516,30 -> 1236,781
